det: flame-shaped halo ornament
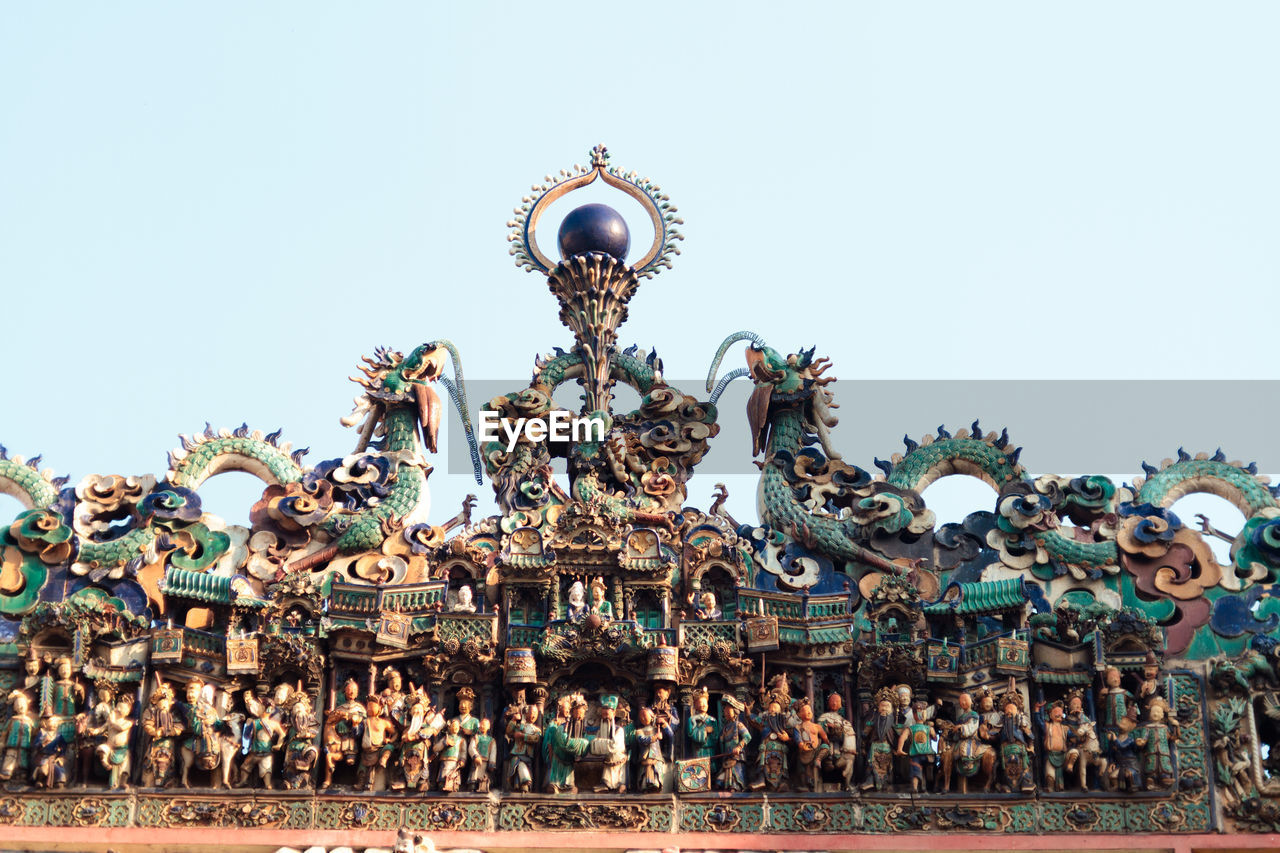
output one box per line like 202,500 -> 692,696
507,144 -> 683,278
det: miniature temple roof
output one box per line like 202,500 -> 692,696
161,567 -> 233,605
923,578 -> 1029,615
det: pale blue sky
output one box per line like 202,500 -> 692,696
2,2 -> 1276,543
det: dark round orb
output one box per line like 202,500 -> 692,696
557,203 -> 630,261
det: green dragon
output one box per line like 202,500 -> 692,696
706,332 -> 1280,580
0,341 -> 480,603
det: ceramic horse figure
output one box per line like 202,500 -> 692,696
180,686 -> 241,789
1069,719 -> 1108,792
938,714 -> 996,794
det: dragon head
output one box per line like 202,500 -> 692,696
343,341 -> 482,483
706,332 -> 839,459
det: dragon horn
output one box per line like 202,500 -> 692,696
428,339 -> 484,486
709,367 -> 748,405
706,331 -> 765,394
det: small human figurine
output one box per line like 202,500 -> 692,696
1035,700 -> 1073,792
650,684 -> 679,763
941,690 -> 995,794
505,704 -> 542,793
76,683 -> 115,787
22,649 -> 41,692
96,696 -> 135,790
1099,666 -> 1133,742
894,683 -> 916,726
792,699 -> 832,792
30,710 -> 69,789
397,686 -> 442,792
380,667 -> 407,726
469,718 -> 496,792
566,581 -> 588,621
1138,652 -> 1163,704
452,686 -> 480,739
588,577 -> 613,620
47,657 -> 85,760
592,695 -> 628,793
995,686 -> 1036,794
179,678 -> 223,788
685,688 -> 718,760
631,706 -> 673,792
544,695 -> 591,794
817,693 -> 855,791
322,678 -> 366,789
713,696 -> 751,791
434,716 -> 466,792
141,682 -> 183,788
860,689 -> 898,792
1133,697 -> 1179,790
357,696 -> 397,792
693,591 -> 722,620
451,584 -> 477,613
895,699 -> 936,793
1107,706 -> 1143,792
281,690 -> 320,790
238,691 -> 287,789
750,695 -> 790,791
0,691 -> 36,784
504,687 -> 537,730
1062,691 -> 1104,792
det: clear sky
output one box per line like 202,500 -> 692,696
2,2 -> 1277,550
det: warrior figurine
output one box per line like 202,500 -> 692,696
281,690 -> 320,790
714,695 -> 751,791
179,678 -> 223,788
751,693 -> 791,791
940,691 -> 994,794
860,689 -> 898,792
141,682 -> 183,788
322,678 -> 366,789
398,686 -> 442,792
995,686 -> 1036,794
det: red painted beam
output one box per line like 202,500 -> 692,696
1,828 -> 1279,853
